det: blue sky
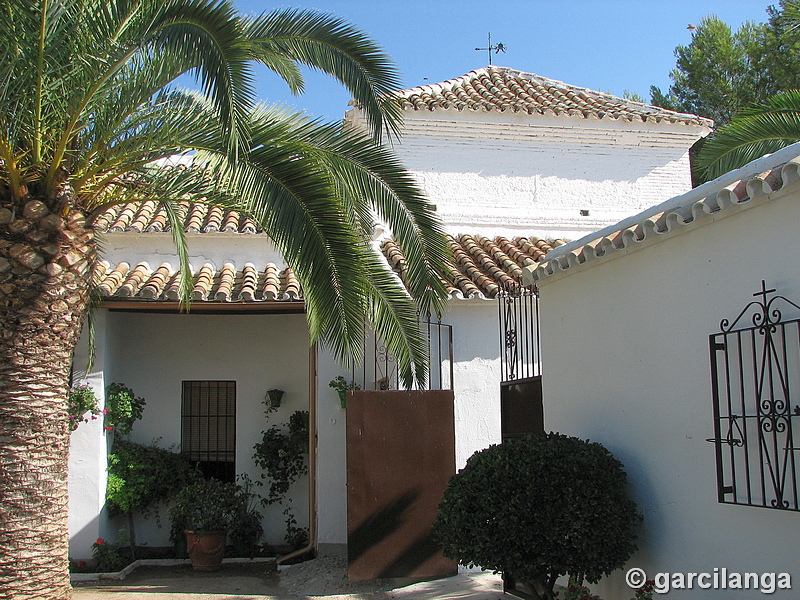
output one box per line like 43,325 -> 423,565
233,1 -> 770,123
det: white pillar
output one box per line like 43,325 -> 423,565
68,309 -> 110,562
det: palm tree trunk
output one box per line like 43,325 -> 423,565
0,200 -> 95,599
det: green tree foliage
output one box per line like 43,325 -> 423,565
433,433 -> 640,600
651,3 -> 800,127
650,16 -> 770,126
760,1 -> 800,93
650,3 -> 800,181
691,2 -> 800,178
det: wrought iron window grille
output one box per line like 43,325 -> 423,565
350,317 -> 454,391
708,281 -> 800,511
498,282 -> 541,383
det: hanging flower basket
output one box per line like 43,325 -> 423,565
266,388 -> 284,409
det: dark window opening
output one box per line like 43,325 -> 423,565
181,380 -> 236,483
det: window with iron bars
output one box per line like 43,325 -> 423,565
708,282 -> 800,511
181,380 -> 236,482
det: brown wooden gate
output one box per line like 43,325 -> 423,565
346,390 -> 457,580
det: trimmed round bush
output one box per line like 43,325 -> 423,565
432,432 -> 641,599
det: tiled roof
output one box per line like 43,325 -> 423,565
392,66 -> 713,128
525,144 -> 800,284
384,234 -> 563,300
93,231 -> 561,304
93,201 -> 261,234
95,260 -> 301,302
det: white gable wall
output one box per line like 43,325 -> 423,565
536,179 -> 800,598
349,108 -> 707,239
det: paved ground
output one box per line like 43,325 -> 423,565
71,555 -> 506,600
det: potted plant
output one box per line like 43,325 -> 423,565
68,383 -> 101,431
168,478 -> 245,571
329,376 -> 360,409
265,388 -> 284,410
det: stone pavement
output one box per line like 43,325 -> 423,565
71,555 -> 506,600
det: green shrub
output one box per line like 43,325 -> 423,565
106,439 -> 198,518
91,533 -> 130,573
432,432 -> 641,600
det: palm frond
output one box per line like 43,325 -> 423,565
362,253 -> 430,389
197,108 -> 371,362
295,123 -> 451,317
697,90 -> 800,180
243,8 -> 403,140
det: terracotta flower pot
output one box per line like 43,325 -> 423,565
185,530 -> 227,571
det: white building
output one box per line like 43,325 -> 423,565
524,143 -> 800,599
68,66 -> 711,566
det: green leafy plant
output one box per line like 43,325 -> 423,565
168,478 -> 256,542
106,439 -> 199,554
68,383 -> 101,431
562,580 -> 602,600
555,578 -> 655,600
253,410 -> 310,545
105,383 -> 146,435
329,376 -> 360,409
433,432 -> 641,600
228,475 -> 265,558
253,410 -> 310,505
328,376 -> 360,393
283,506 -> 309,551
91,532 -> 130,573
263,389 -> 285,415
629,580 -> 655,600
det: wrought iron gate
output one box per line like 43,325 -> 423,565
498,283 -> 543,440
708,281 -> 800,511
351,318 -> 453,391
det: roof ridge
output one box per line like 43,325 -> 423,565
389,66 -> 713,127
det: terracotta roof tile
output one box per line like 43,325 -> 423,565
93,201 -> 265,235
95,234 -> 561,304
381,233 -> 561,300
96,260 -> 305,304
391,66 -> 713,128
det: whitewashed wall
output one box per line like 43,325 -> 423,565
68,311 -> 112,561
349,108 -> 707,239
100,232 -> 286,271
68,309 -> 311,560
536,182 -> 800,599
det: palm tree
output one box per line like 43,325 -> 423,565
695,89 -> 800,181
0,1 -> 449,597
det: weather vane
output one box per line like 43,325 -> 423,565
475,33 -> 506,66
